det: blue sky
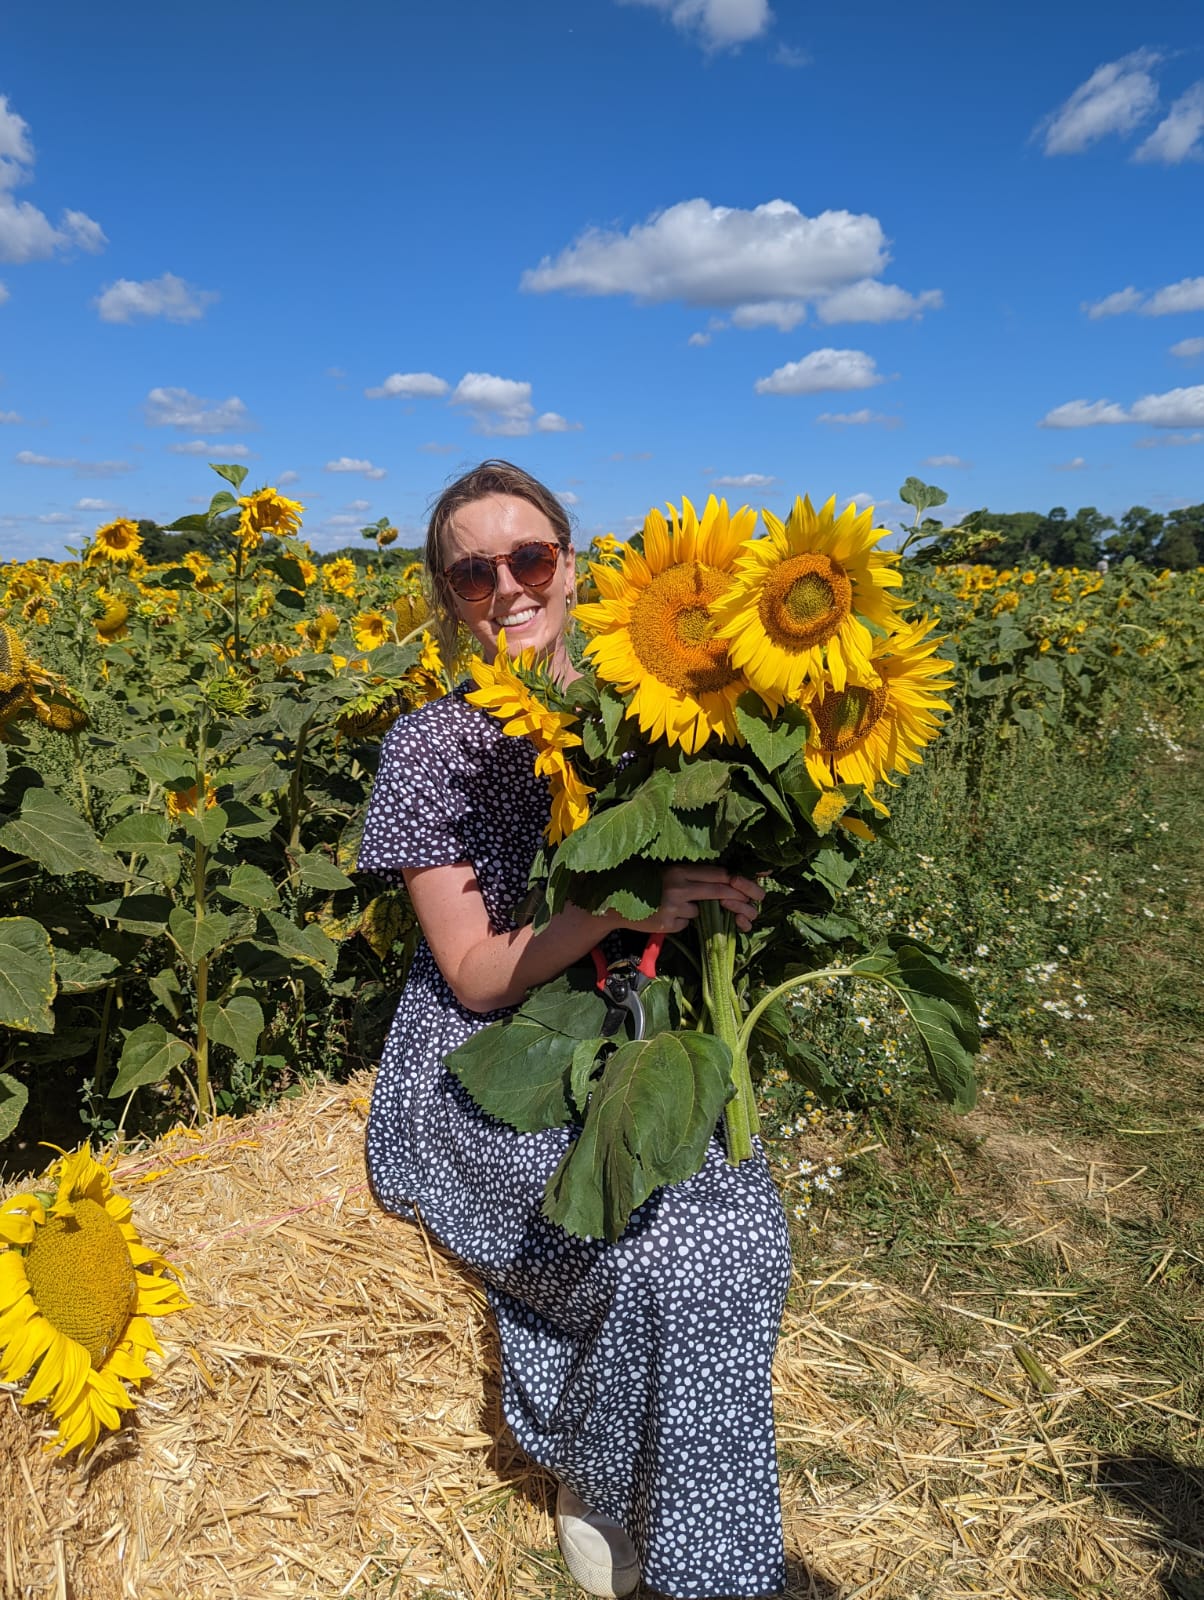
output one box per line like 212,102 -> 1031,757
1,0 -> 1202,560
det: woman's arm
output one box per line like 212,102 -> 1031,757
405,861 -> 763,1014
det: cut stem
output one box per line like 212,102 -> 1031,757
698,901 -> 757,1164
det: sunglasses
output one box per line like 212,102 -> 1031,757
442,539 -> 563,602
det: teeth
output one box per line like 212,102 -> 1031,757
498,608 -> 538,627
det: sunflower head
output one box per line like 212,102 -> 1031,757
237,487 -> 305,543
0,1145 -> 188,1454
574,495 -> 756,753
352,610 -> 392,651
714,493 -> 905,703
86,519 -> 143,566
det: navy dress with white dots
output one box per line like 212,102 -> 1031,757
360,687 -> 792,1599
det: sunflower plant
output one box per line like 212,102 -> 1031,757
446,494 -> 980,1242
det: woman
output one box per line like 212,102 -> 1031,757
359,460 -> 793,1599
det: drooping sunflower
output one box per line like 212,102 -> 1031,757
85,519 -> 143,566
296,607 -> 341,652
802,615 -> 954,807
236,487 -> 305,550
0,1145 -> 189,1454
467,635 -> 594,843
713,494 -> 905,705
574,495 -> 756,754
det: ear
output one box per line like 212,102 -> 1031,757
563,546 -> 577,599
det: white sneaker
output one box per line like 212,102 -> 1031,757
555,1484 -> 641,1597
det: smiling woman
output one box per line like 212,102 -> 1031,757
359,460 -> 787,1599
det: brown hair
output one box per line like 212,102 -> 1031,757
423,460 -> 573,660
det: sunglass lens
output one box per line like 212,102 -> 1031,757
446,558 -> 494,601
509,544 -> 559,587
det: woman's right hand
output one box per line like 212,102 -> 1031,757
623,864 -> 765,935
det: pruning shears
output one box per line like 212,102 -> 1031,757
590,933 -> 664,1041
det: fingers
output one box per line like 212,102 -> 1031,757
637,867 -> 766,935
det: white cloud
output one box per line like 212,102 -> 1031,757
923,454 -> 972,468
15,450 -> 133,476
0,96 -> 106,265
1040,385 -> 1204,429
816,408 -> 900,427
1083,276 -> 1204,319
450,371 -> 536,436
712,472 -> 776,487
730,299 -> 806,331
1053,457 -> 1088,470
167,439 -> 251,457
535,411 -> 581,432
1171,336 -> 1204,359
1134,81 -> 1204,164
772,43 -> 810,68
1039,398 -> 1130,428
754,348 -> 885,396
0,408 -> 21,423
325,457 -> 387,479
1082,286 -> 1143,319
347,498 -> 372,513
816,281 -> 942,324
278,470 -> 301,485
0,282 -> 8,305
616,0 -> 772,51
1135,431 -> 1204,448
558,490 -> 580,505
95,272 -> 218,324
1129,385 -> 1204,427
1144,276 -> 1204,315
521,198 -> 887,308
144,386 -> 253,432
76,497 -> 118,510
36,512 -> 75,525
688,330 -> 712,346
364,371 -> 449,400
1038,49 -> 1161,156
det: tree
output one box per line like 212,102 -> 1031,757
1155,504 -> 1203,569
1105,506 -> 1164,565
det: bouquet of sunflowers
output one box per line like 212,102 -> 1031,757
447,493 -> 979,1242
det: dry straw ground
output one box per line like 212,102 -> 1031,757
1,1075 -> 1196,1600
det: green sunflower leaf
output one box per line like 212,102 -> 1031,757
541,1029 -> 731,1242
0,916 -> 56,1033
109,1022 -> 192,1096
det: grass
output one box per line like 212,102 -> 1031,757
758,689 -> 1204,1593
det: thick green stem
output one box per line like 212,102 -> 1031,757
698,901 -> 757,1164
738,964 -> 859,1058
193,829 -> 212,1120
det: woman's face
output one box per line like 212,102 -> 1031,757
442,494 -> 577,676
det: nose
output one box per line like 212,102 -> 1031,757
491,563 -> 526,610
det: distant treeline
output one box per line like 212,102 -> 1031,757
930,503 -> 1203,571
134,507 -> 1202,574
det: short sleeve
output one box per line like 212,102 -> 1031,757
358,705 -> 469,873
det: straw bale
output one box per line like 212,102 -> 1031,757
2,1078 -> 1197,1598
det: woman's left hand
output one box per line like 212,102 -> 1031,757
718,873 -> 765,933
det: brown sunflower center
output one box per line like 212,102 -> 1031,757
628,562 -> 739,696
812,682 -> 887,758
758,552 -> 852,650
24,1197 -> 137,1368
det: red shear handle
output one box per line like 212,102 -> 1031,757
590,945 -> 609,988
636,933 -> 664,981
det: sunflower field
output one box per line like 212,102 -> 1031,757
0,466 -> 1200,1164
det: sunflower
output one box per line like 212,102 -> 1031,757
352,610 -> 392,650
85,519 -> 143,566
713,494 -> 904,704
322,557 -> 358,599
802,616 -> 954,808
0,1145 -> 188,1454
237,487 -> 305,550
296,608 -> 341,652
166,778 -> 217,820
574,495 -> 756,754
95,596 -> 130,641
467,635 -> 593,843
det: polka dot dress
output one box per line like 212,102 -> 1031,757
360,688 -> 792,1598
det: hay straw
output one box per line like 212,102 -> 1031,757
1,1078 -> 1196,1598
